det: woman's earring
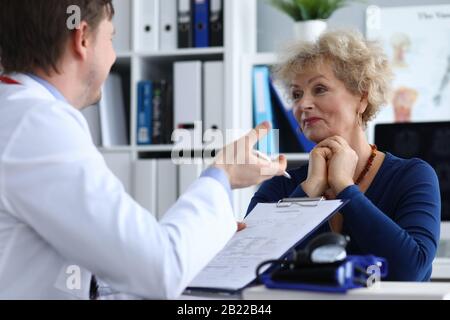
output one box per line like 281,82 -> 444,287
356,112 -> 363,128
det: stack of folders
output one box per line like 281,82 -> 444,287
253,66 -> 316,154
135,0 -> 224,52
174,60 -> 225,149
137,60 -> 224,147
134,159 -> 206,220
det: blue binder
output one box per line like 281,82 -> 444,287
253,66 -> 276,155
260,255 -> 388,293
137,81 -> 153,145
194,0 -> 210,48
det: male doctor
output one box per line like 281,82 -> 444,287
0,0 -> 287,299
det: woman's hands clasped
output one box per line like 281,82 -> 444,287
302,136 -> 359,197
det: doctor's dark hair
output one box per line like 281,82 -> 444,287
0,0 -> 114,75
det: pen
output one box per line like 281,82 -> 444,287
253,150 -> 292,179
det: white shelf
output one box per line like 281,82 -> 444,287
136,47 -> 225,58
284,153 -> 309,162
136,145 -> 222,153
98,145 -> 308,162
136,145 -> 175,152
98,146 -> 134,153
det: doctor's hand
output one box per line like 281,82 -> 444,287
213,122 -> 288,189
317,136 -> 358,195
301,146 -> 332,197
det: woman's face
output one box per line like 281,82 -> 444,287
290,63 -> 366,143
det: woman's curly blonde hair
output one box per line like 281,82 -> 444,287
274,29 -> 393,127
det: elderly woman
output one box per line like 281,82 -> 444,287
247,30 -> 440,281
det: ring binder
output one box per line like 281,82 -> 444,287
276,197 -> 325,208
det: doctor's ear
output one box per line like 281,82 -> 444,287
71,21 -> 91,61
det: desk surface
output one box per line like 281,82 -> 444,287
242,282 -> 450,300
432,258 -> 450,280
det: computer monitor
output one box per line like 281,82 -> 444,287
374,122 -> 450,252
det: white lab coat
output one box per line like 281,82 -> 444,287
0,74 -> 236,299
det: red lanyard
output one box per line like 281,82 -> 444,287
0,76 -> 20,85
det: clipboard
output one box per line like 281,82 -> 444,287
276,196 -> 325,207
186,197 -> 350,294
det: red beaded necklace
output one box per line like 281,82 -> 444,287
355,144 -> 377,185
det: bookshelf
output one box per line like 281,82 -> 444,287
83,0 -> 259,218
